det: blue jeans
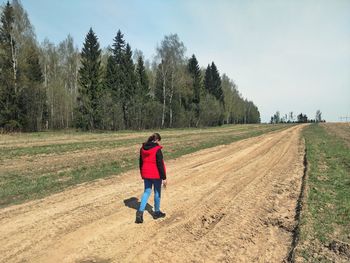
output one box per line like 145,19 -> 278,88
139,179 -> 162,212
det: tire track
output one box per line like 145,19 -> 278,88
0,125 -> 305,263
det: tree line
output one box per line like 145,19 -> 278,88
0,1 -> 260,132
270,110 -> 325,124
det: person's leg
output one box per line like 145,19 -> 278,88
139,179 -> 152,212
153,179 -> 162,212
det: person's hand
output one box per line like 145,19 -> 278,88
162,179 -> 167,188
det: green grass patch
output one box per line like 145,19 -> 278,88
298,124 -> 350,261
0,159 -> 135,207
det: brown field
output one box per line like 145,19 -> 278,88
0,125 -> 278,176
0,125 -> 306,262
0,124 -> 289,207
321,122 -> 350,147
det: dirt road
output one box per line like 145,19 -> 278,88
0,125 -> 305,263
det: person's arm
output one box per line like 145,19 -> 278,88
156,149 -> 166,180
139,148 -> 143,172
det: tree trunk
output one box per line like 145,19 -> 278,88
112,109 -> 116,130
195,116 -> 200,128
44,62 -> 49,129
72,63 -> 78,125
169,71 -> 174,128
139,103 -> 142,130
10,35 -> 17,94
123,103 -> 128,129
51,65 -> 54,129
161,65 -> 166,128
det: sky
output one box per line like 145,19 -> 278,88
17,0 -> 350,122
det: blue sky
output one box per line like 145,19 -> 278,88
18,0 -> 350,122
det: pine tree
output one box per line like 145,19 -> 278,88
210,62 -> 224,103
188,54 -> 202,125
121,43 -> 136,128
112,30 -> 125,65
134,54 -> 150,129
103,54 -> 120,130
109,30 -> 125,99
136,55 -> 149,99
105,55 -> 117,95
123,44 -> 135,102
188,54 -> 201,104
110,29 -> 126,100
0,1 -> 19,130
18,44 -> 45,131
204,64 -> 212,95
204,62 -> 224,103
75,28 -> 102,130
105,30 -> 127,128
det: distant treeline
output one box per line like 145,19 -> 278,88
0,1 -> 260,132
270,110 -> 325,124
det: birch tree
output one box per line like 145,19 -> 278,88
155,34 -> 186,128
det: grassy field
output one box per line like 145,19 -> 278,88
297,123 -> 350,262
0,124 -> 291,208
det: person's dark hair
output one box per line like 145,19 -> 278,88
147,133 -> 161,143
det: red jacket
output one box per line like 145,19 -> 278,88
139,142 -> 166,179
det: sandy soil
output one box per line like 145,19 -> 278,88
0,125 -> 305,263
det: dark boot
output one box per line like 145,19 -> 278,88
153,211 -> 166,219
135,211 -> 143,224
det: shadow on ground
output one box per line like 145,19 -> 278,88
123,197 -> 153,216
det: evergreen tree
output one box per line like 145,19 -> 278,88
19,44 -> 45,131
210,62 -> 224,103
106,30 -> 127,128
297,113 -> 308,123
105,55 -> 117,92
188,54 -> 201,104
112,30 -> 125,65
187,54 -> 201,125
110,29 -> 126,100
75,28 -> 102,130
103,54 -> 120,130
122,43 -> 136,128
134,54 -> 150,129
204,62 -> 224,103
204,64 -> 212,95
0,1 -> 19,130
136,55 -> 149,99
204,64 -> 214,97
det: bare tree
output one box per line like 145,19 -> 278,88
289,112 -> 294,122
315,110 -> 322,123
155,34 -> 186,128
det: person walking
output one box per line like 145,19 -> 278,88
136,133 -> 167,224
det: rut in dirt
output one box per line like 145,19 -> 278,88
0,125 -> 306,263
